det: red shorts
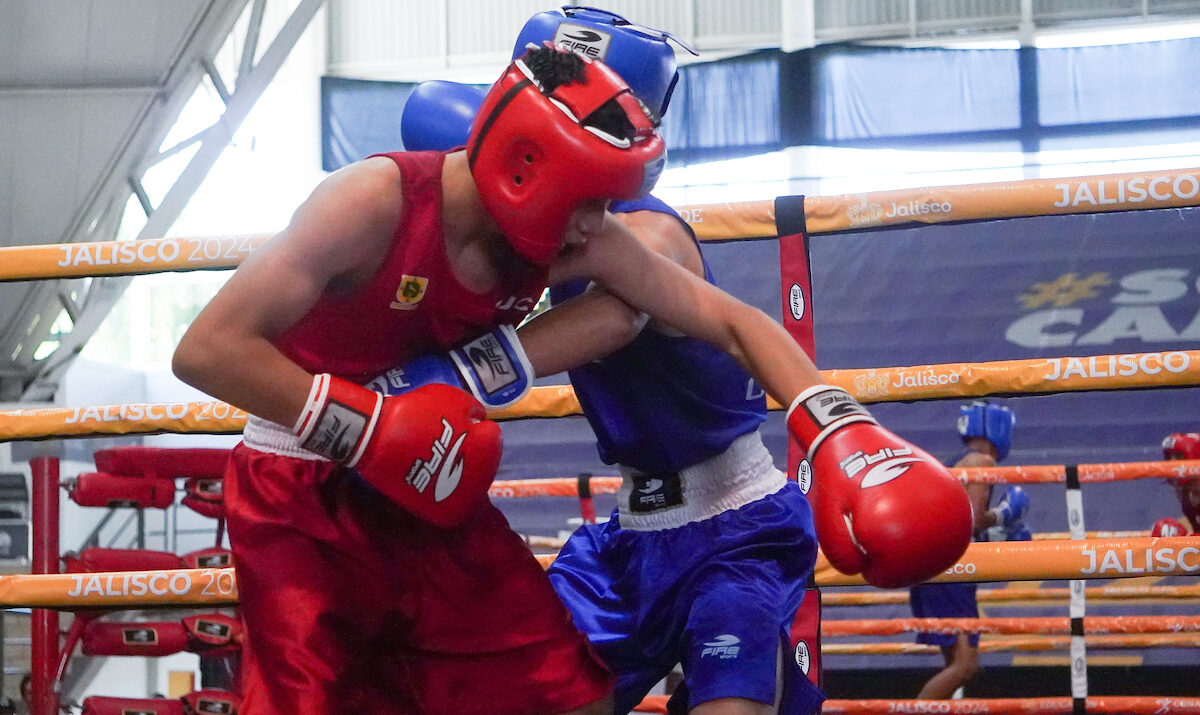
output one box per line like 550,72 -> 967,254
225,444 -> 612,715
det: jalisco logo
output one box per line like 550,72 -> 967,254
844,195 -> 953,227
1171,463 -> 1200,479
54,236 -> 257,269
853,370 -> 890,399
63,402 -> 246,424
1041,351 -> 1191,382
1007,269 -> 1200,349
884,199 -> 952,218
845,197 -> 883,227
884,703 -> 956,713
1154,699 -> 1200,714
1081,545 -> 1200,575
65,569 -> 236,598
944,562 -> 977,575
889,367 -> 961,389
1052,172 -> 1200,209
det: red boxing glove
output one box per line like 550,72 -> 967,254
182,690 -> 241,715
1152,517 -> 1186,537
787,385 -> 973,588
182,613 -> 242,656
294,374 -> 502,527
181,476 -> 224,519
82,697 -> 183,715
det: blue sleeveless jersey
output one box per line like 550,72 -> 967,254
549,195 -> 767,474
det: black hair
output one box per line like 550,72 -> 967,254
523,45 -> 586,93
586,100 -> 643,142
523,45 -> 654,143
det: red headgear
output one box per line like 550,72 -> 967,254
1162,432 -> 1200,460
467,46 -> 667,266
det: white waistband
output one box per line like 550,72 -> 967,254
615,431 -> 787,531
241,415 -> 328,461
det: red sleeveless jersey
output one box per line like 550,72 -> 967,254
273,151 -> 548,384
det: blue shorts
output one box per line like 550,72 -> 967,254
909,582 -> 980,648
548,482 -> 825,714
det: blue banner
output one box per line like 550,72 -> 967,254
811,206 -> 1200,468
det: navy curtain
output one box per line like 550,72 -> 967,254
322,35 -> 1200,167
321,76 -> 418,170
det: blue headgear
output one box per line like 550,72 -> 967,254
513,6 -> 698,119
957,401 -> 1016,461
400,80 -> 485,152
401,6 -> 697,154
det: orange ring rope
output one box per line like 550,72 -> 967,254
5,169 -> 1198,277
484,461 -> 1200,500
7,356 -> 1200,439
633,695 -> 1200,714
823,582 -> 1200,606
822,634 -> 1200,655
0,234 -> 271,281
1033,530 -> 1151,540
823,615 -> 1200,637
0,568 -> 238,608
815,536 -> 1200,585
534,536 -> 1200,583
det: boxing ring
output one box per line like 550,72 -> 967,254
2,165 -> 1200,714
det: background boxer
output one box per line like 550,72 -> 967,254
382,7 -> 972,713
908,401 -> 1023,700
1159,432 -> 1200,534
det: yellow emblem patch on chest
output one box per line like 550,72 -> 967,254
391,275 -> 428,310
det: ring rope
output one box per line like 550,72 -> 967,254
6,536 -> 1196,609
485,460 -> 1200,500
5,168 -> 1199,281
0,568 -> 238,608
525,530 -> 1192,555
822,634 -> 1200,655
822,615 -> 1200,637
632,694 -> 1200,715
1033,530 -> 1151,540
824,582 -> 1200,606
0,234 -> 271,282
535,536 -> 1200,584
813,536 -> 1200,585
5,350 -> 1200,440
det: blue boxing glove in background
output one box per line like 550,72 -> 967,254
983,485 -> 1031,541
365,325 -> 533,410
989,485 -> 1030,528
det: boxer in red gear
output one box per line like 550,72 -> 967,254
172,47 -> 664,715
1161,432 -> 1200,532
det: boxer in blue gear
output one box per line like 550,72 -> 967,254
909,400 -> 1021,699
399,8 -> 823,714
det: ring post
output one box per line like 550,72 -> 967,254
30,456 -> 60,715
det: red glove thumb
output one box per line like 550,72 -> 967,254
802,461 -> 865,577
1152,517 -> 1186,537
